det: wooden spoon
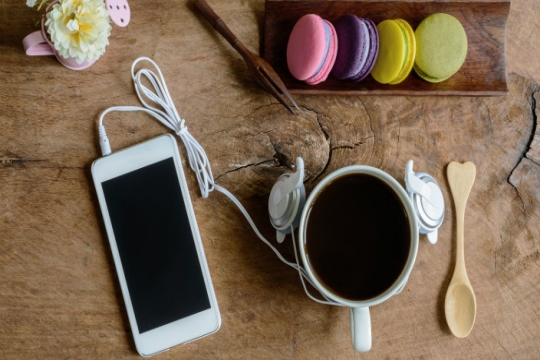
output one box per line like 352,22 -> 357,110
445,161 -> 477,338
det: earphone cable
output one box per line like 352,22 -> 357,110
290,225 -> 343,306
98,57 -> 340,306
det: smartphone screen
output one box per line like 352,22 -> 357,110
101,157 -> 211,334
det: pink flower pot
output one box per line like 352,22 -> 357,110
22,1 -> 97,71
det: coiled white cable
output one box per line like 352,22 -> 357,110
98,57 -> 340,307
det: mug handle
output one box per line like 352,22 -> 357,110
350,307 -> 371,352
22,31 -> 55,56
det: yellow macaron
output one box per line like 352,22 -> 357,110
371,19 -> 415,84
389,19 -> 416,84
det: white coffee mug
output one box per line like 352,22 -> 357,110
298,165 -> 419,352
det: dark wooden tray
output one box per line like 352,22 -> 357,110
263,0 -> 510,95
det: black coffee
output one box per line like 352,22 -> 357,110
305,173 -> 411,301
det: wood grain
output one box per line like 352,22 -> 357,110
264,0 -> 510,95
1,0 -> 540,359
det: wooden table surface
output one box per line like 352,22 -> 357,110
1,0 -> 539,358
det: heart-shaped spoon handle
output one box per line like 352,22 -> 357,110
447,161 -> 476,273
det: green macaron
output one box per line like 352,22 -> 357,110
414,13 -> 468,83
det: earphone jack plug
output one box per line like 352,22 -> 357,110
99,125 -> 112,156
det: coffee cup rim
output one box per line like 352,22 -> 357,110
298,165 -> 419,308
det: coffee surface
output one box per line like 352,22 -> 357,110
305,173 -> 411,301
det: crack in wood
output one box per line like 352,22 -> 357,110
522,91 -> 539,165
507,88 -> 540,211
359,100 -> 376,166
312,109 -> 331,184
331,136 -> 374,151
214,158 -> 274,181
0,158 -> 47,167
272,143 -> 289,168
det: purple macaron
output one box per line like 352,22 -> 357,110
331,14 -> 379,82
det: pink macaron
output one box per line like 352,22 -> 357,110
286,14 -> 338,85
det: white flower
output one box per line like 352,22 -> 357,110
26,0 -> 38,7
45,0 -> 112,64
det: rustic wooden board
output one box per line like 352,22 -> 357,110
2,0 -> 540,358
264,0 -> 510,95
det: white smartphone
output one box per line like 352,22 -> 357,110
91,134 -> 221,357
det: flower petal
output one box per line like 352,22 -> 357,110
45,0 -> 111,62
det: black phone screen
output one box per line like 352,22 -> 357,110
101,157 -> 211,334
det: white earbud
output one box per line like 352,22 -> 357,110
405,160 -> 445,244
268,157 -> 306,243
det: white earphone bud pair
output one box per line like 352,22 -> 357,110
267,158 -> 445,245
